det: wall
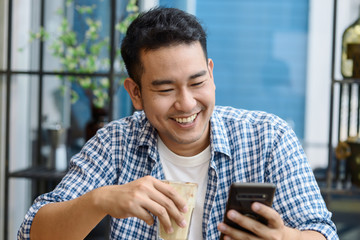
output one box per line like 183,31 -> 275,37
0,0 -> 7,238
0,1 -> 6,236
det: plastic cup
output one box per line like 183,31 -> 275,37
159,180 -> 198,240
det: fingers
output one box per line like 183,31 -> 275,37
148,193 -> 187,228
153,179 -> 188,213
219,210 -> 265,239
133,206 -> 155,226
128,177 -> 188,233
218,203 -> 285,239
218,221 -> 261,240
141,195 -> 186,233
100,176 -> 190,234
251,202 -> 283,229
150,179 -> 188,230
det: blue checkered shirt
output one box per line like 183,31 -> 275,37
18,106 -> 338,239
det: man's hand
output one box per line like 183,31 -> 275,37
217,202 -> 326,240
93,176 -> 188,234
30,176 -> 188,239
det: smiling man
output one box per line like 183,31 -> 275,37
126,42 -> 215,156
19,7 -> 338,240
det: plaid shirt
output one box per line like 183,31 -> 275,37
18,106 -> 338,240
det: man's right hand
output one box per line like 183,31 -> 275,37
30,176 -> 188,239
92,176 -> 188,234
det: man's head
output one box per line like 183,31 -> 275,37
122,8 -> 215,156
121,7 -> 208,87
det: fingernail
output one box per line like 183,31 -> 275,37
167,227 -> 174,233
228,210 -> 237,219
224,236 -> 232,240
253,202 -> 261,211
218,223 -> 227,231
182,205 -> 188,213
179,219 -> 187,228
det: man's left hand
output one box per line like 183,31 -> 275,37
217,202 -> 309,240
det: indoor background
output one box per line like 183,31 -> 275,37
1,0 -> 360,239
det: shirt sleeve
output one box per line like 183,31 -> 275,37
266,125 -> 339,240
17,127 -> 116,240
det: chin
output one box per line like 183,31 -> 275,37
174,133 -> 204,145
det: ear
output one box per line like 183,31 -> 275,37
208,58 -> 214,78
208,58 -> 215,88
124,77 -> 143,110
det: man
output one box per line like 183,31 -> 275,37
19,7 -> 338,240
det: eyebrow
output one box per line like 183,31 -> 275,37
151,70 -> 207,86
190,70 -> 207,79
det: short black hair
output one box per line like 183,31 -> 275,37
121,7 -> 208,86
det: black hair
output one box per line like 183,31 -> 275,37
121,7 -> 208,86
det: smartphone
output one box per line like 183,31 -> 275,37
220,182 -> 276,239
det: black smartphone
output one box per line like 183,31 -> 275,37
220,182 -> 276,239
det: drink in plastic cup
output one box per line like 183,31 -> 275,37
159,180 -> 198,240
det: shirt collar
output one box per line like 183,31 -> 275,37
209,108 -> 232,158
135,109 -> 232,158
137,111 -> 157,147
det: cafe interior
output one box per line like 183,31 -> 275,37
1,0 -> 360,239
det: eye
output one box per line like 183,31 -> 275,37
191,81 -> 204,87
158,88 -> 173,93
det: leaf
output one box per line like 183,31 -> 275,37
101,58 -> 110,68
92,89 -> 109,109
86,56 -> 97,72
50,42 -> 64,57
78,77 -> 92,89
90,42 -> 103,55
68,76 -> 75,82
60,31 -> 77,46
71,90 -> 79,104
29,32 -> 37,41
57,74 -> 64,80
59,85 -> 66,96
93,98 -> 104,109
119,76 -> 127,85
29,27 -> 49,42
75,44 -> 86,57
22,0 -> 139,107
40,27 -> 50,41
76,4 -> 96,14
126,0 -> 139,12
100,78 -> 110,88
56,8 -> 64,16
116,49 -> 121,57
85,18 -> 102,41
66,0 -> 73,7
61,54 -> 78,71
60,18 -> 69,33
116,13 -> 139,34
115,22 -> 127,34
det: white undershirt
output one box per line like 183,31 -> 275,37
157,136 -> 211,240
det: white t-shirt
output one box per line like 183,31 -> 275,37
157,136 -> 211,240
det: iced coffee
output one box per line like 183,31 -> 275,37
159,181 -> 198,240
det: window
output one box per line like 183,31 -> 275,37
2,0 -> 134,238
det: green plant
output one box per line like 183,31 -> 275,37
25,0 -> 139,109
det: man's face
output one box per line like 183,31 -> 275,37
126,42 -> 215,156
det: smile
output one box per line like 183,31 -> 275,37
174,113 -> 197,124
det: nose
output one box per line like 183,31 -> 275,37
174,88 -> 196,112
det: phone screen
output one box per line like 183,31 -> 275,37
220,182 -> 276,238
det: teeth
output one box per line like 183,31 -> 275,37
175,114 -> 197,123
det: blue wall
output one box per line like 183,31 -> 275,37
196,0 -> 309,139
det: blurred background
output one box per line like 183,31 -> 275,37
1,0 -> 360,239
